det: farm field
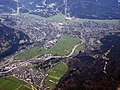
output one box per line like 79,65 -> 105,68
44,62 -> 68,90
0,76 -> 32,90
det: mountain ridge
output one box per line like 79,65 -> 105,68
0,0 -> 120,19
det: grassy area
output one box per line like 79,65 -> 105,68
16,47 -> 47,60
21,13 -> 120,24
0,76 -> 32,90
15,35 -> 81,60
46,14 -> 74,24
75,18 -> 120,24
21,13 -> 45,20
49,35 -> 81,55
21,13 -> 75,24
44,62 -> 68,90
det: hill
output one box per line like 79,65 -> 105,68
0,0 -> 120,19
0,23 -> 31,59
55,33 -> 120,90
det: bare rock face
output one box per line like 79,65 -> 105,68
0,0 -> 120,19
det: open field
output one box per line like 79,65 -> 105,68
44,62 -> 68,90
48,14 -> 120,23
49,35 -> 81,55
16,47 -> 47,60
74,17 -> 120,23
46,14 -> 74,24
21,13 -> 120,24
16,35 -> 81,60
0,76 -> 31,90
21,13 -> 74,24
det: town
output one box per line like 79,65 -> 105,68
0,14 -> 120,90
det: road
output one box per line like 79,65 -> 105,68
0,29 -> 85,71
42,41 -> 83,61
56,0 -> 66,17
33,27 -> 46,41
0,32 -> 85,89
0,67 -> 17,74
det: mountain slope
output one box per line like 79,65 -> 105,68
0,0 -> 120,19
0,23 -> 31,59
55,34 -> 120,90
